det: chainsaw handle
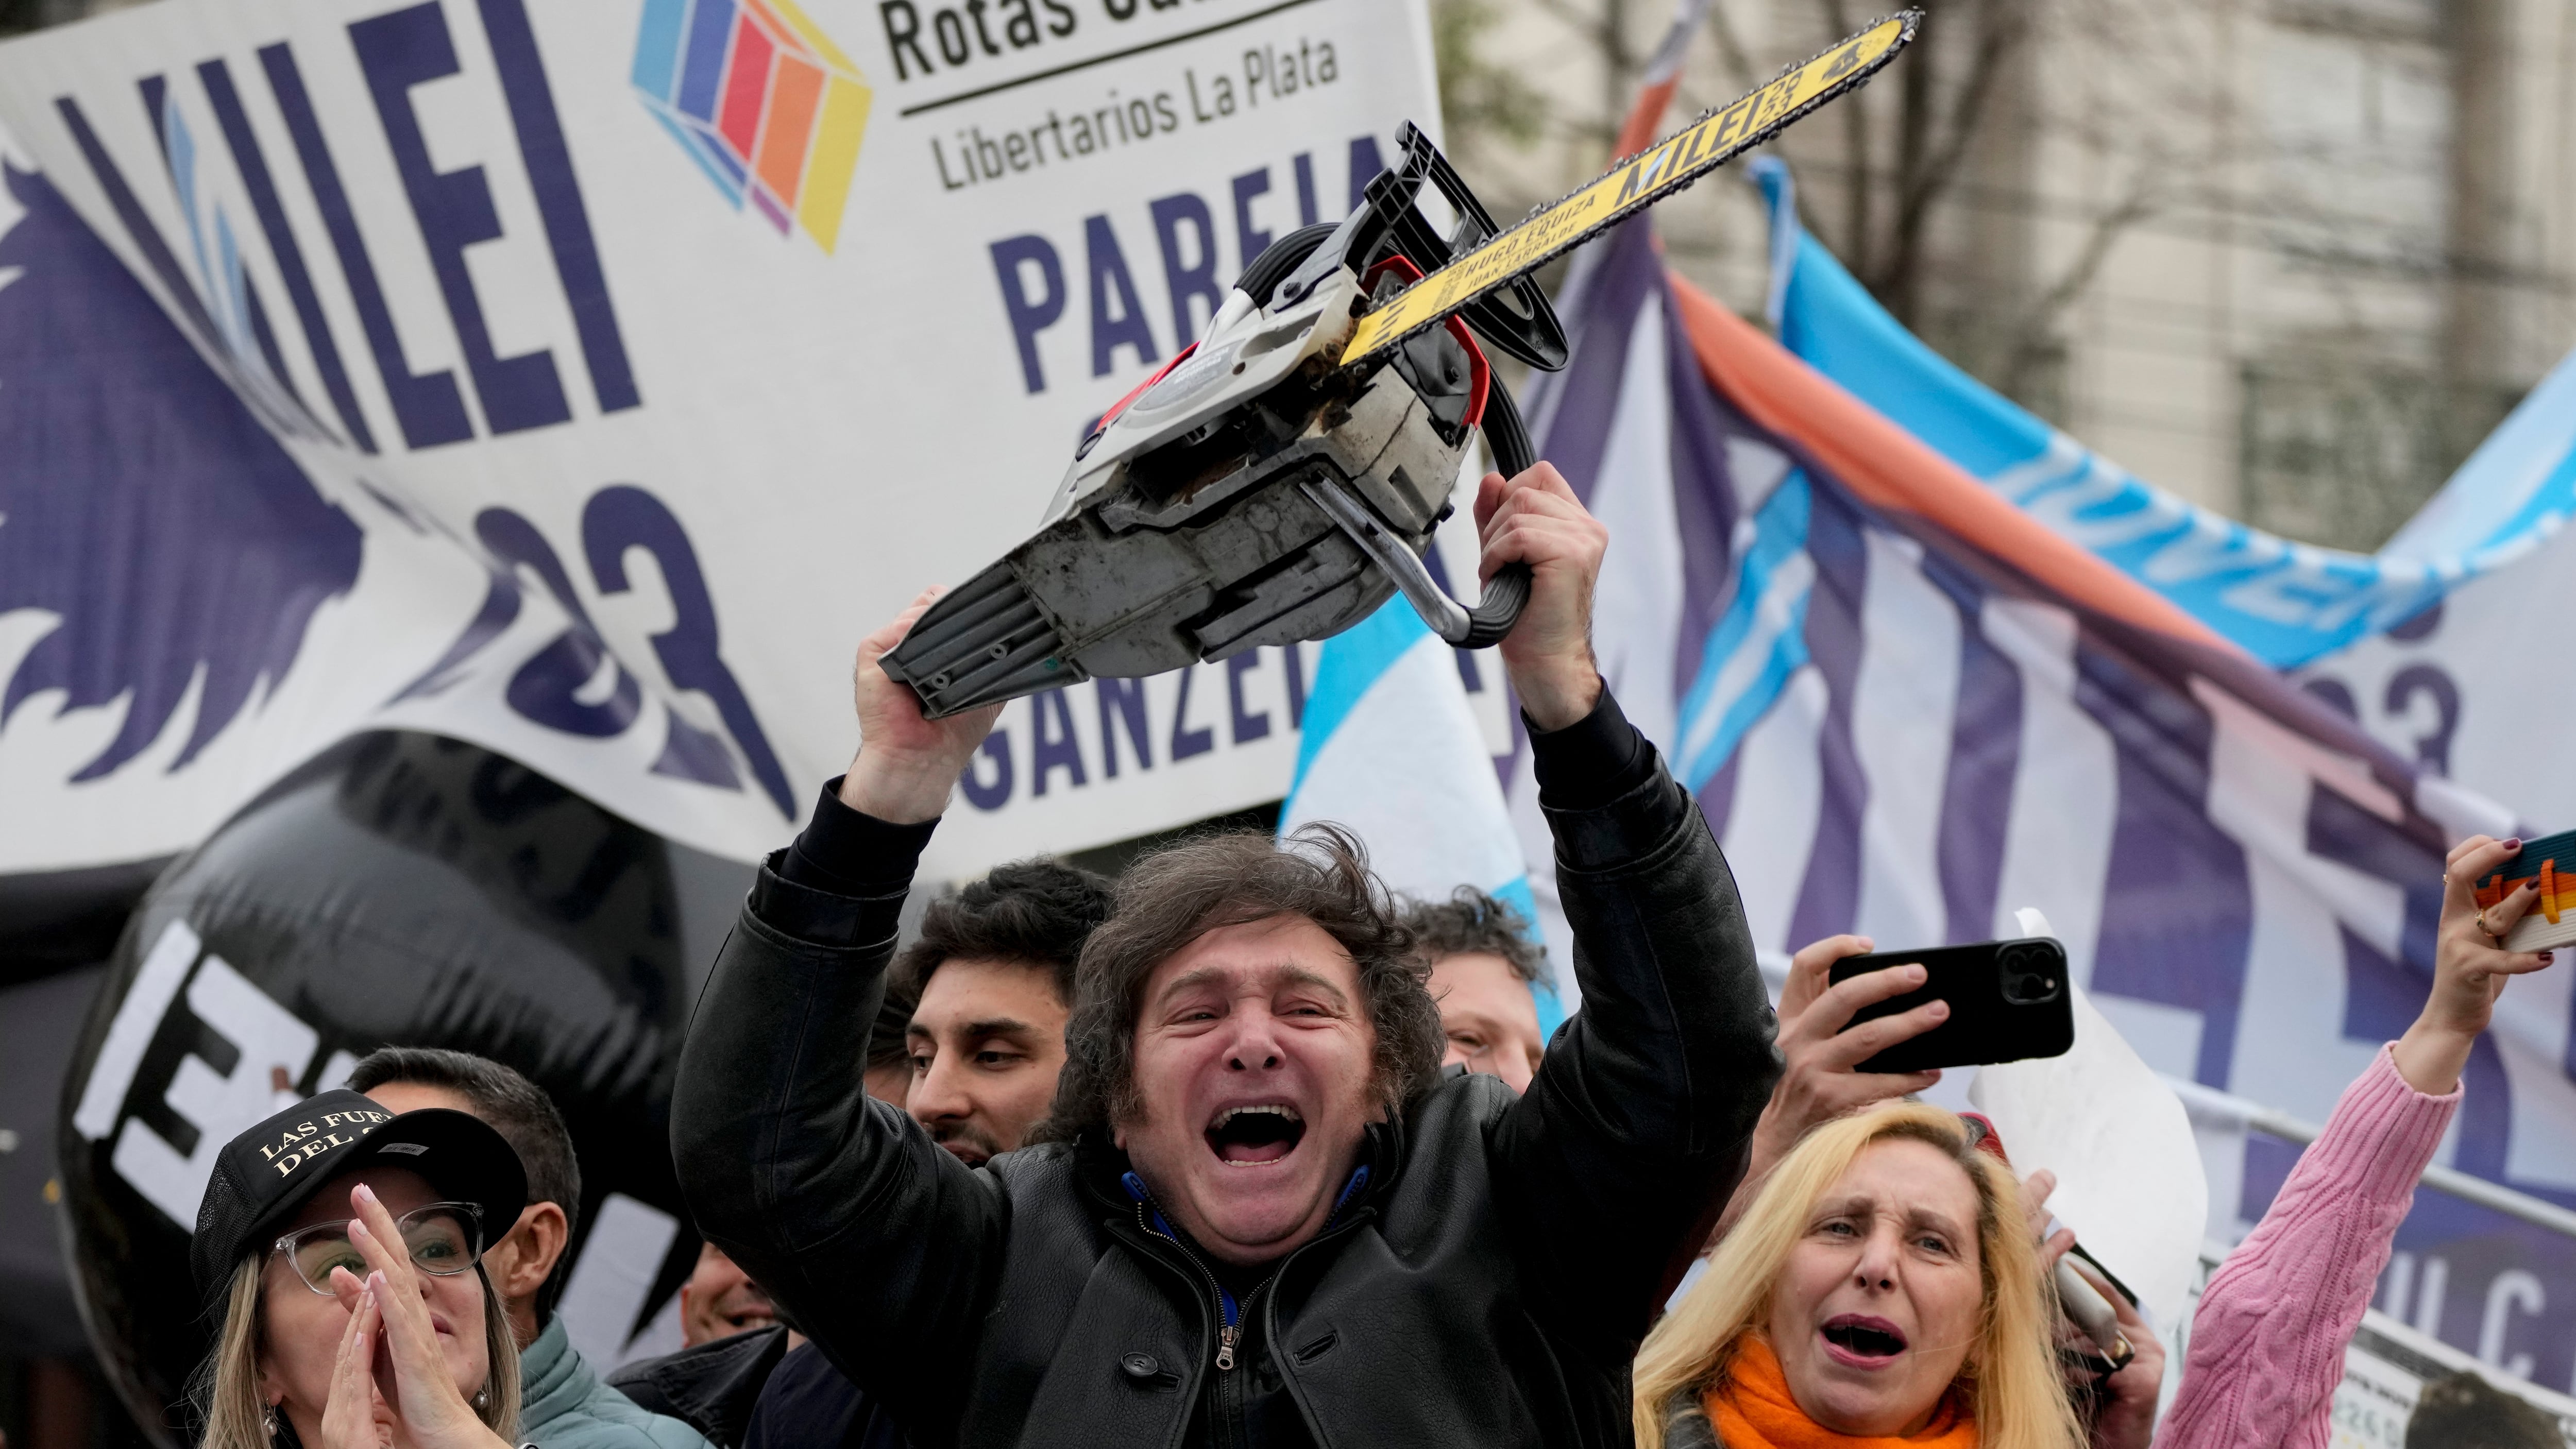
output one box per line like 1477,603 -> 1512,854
1299,480 -> 1534,651
1456,564 -> 1532,650
1450,379 -> 1537,646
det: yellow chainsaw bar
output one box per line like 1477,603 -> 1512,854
1340,11 -> 1918,365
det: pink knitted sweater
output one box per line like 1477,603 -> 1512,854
2157,1044 -> 2460,1449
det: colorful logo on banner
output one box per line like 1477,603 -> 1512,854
630,0 -> 871,251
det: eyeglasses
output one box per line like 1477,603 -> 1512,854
272,1202 -> 486,1295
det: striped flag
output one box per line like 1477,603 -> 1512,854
1503,203 -> 2576,1381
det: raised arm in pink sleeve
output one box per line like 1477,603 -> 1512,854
2157,1045 -> 2459,1449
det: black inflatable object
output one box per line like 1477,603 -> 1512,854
54,731 -> 752,1447
0,856 -> 172,986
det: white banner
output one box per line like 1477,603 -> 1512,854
0,0 -> 1439,878
2303,520 -> 2576,842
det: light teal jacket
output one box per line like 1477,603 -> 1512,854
518,1317 -> 715,1449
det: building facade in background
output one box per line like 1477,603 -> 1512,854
1440,0 -> 2576,550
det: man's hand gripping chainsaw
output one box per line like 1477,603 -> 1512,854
884,13 -> 1917,718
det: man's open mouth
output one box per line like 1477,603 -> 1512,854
1820,1315 -> 1908,1365
1205,1103 -> 1305,1165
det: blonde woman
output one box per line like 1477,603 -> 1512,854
189,1088 -> 529,1449
1634,1102 -> 2083,1449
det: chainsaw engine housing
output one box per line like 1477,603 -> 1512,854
884,125 -> 1556,719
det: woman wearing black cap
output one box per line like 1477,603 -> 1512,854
189,1088 -> 531,1449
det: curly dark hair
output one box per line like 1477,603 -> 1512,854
1032,825 -> 1445,1144
865,976 -> 921,1073
893,858 -> 1116,1009
1401,887 -> 1546,984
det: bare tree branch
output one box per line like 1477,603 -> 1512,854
1432,0 -> 2200,425
1886,0 -> 1936,321
1700,2 -> 1761,95
1524,0 -> 1628,148
1871,0 -> 2028,318
1816,0 -> 1869,270
1999,177 -> 2160,400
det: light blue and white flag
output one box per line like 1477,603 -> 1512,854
1278,596 -> 1564,1040
1750,158 -> 2576,669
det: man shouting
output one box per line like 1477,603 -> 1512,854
673,463 -> 1780,1448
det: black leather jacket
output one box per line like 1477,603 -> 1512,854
672,712 -> 1778,1449
608,1325 -> 791,1448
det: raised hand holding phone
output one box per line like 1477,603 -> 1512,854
1828,936 -> 2075,1073
2398,834 -> 2562,1095
1709,935 -> 1952,1240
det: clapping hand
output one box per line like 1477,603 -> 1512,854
315,1184 -> 509,1449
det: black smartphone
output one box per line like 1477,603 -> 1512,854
1825,937 -> 2075,1072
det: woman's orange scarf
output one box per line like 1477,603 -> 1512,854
1700,1337 -> 1978,1449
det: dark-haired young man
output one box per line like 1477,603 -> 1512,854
674,463 -> 1780,1448
895,860 -> 1111,1166
738,859 -> 1111,1449
352,1048 -> 714,1449
1404,887 -> 1551,1093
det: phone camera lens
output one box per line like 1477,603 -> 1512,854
2001,958 -> 2062,1007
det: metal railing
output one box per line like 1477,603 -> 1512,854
2161,1073 -> 2576,1241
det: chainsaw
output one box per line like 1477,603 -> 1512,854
883,13 -> 1918,718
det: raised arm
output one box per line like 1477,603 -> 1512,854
1474,463 -> 1783,1355
1706,934 -> 1944,1240
2158,834 -> 2555,1449
670,592 -> 1005,1444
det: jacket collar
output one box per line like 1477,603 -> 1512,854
517,1313 -> 592,1426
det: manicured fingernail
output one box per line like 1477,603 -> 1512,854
349,1218 -> 370,1241
352,1183 -> 377,1206
2507,838 -> 2522,849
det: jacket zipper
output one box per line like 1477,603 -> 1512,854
1132,1201 -> 1280,1372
